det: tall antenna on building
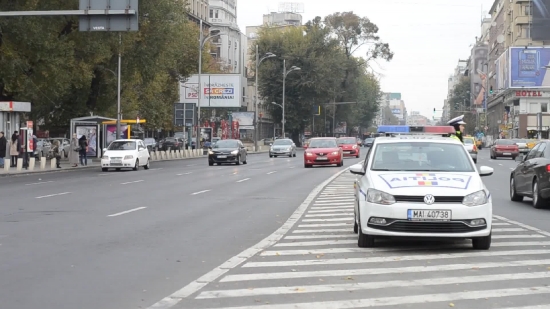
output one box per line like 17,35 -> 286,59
278,2 -> 305,13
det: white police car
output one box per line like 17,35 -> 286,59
350,125 -> 494,249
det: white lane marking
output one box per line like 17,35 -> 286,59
146,166 -> 350,309
121,180 -> 144,185
260,241 -> 550,256
281,233 -> 544,241
236,178 -> 250,183
500,306 -> 550,309
315,196 -> 354,200
274,239 -> 356,247
494,215 -> 550,237
289,166 -> 295,169
176,172 -> 193,176
298,223 -> 350,228
267,171 -> 277,174
98,174 -> 110,176
499,163 -> 503,166
301,218 -> 352,222
107,207 -> 147,217
220,259 -> 550,282
313,199 -> 355,204
493,227 -> 526,232
308,209 -> 353,213
25,181 -> 54,186
510,167 -> 514,170
191,190 -> 211,195
305,213 -> 353,218
285,234 -> 355,240
186,164 -> 196,166
197,272 -> 550,299
492,222 -> 511,226
35,192 -> 71,199
148,168 -> 163,171
292,228 -> 349,234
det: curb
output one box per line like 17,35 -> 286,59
0,151 -> 271,177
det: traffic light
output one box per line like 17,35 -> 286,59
312,105 -> 321,115
489,86 -> 493,94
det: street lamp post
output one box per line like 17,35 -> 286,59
271,101 -> 283,136
116,34 -> 122,139
254,46 -> 276,151
281,59 -> 300,138
197,19 -> 223,149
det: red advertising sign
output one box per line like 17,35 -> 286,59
232,121 -> 239,139
210,122 -> 217,137
26,121 -> 34,152
515,90 -> 543,97
221,120 -> 228,139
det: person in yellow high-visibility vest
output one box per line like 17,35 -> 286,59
447,115 -> 466,143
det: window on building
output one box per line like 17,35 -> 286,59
215,10 -> 219,18
542,103 -> 548,113
523,5 -> 531,15
530,102 -> 540,113
209,9 -> 213,18
520,24 -> 530,38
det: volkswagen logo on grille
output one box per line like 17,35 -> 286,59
423,194 -> 435,205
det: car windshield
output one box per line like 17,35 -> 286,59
463,138 -> 474,145
496,139 -> 514,145
512,139 -> 528,143
213,140 -> 239,148
337,138 -> 356,145
309,139 -> 337,148
371,142 -> 475,172
273,139 -> 293,145
108,141 -> 136,151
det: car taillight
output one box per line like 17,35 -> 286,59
473,145 -> 477,151
547,165 -> 550,172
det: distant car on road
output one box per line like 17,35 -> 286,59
101,139 -> 150,172
208,139 -> 247,166
304,137 -> 343,168
490,139 -> 519,160
337,137 -> 360,158
510,140 -> 550,209
463,137 -> 478,163
269,138 -> 296,158
364,138 -> 374,148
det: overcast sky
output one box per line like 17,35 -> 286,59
236,0 -> 494,119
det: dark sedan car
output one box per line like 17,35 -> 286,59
208,139 -> 248,166
510,141 -> 550,209
364,138 -> 374,148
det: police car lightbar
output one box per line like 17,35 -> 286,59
376,125 -> 455,135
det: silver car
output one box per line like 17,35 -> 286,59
463,138 -> 477,163
269,138 -> 296,157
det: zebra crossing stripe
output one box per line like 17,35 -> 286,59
196,272 -> 550,299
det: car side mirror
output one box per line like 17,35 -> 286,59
103,148 -> 107,152
478,166 -> 494,177
516,154 -> 525,162
349,163 -> 365,175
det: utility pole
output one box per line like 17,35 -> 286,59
116,33 -> 122,140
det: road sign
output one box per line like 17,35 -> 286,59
174,103 -> 196,127
78,0 -> 139,32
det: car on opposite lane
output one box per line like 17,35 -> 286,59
463,136 -> 478,163
510,140 -> 550,209
269,138 -> 297,157
208,139 -> 247,166
337,137 -> 360,158
101,139 -> 151,171
304,137 -> 343,168
350,133 -> 494,250
363,137 -> 375,148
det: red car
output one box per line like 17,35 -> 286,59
337,137 -> 360,158
490,139 -> 519,160
304,137 -> 343,168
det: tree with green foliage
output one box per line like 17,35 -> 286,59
0,0 -> 219,132
254,11 -> 392,140
448,76 -> 476,134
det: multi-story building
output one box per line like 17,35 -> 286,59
406,112 -> 430,126
443,59 -> 469,123
208,0 -> 245,74
374,93 -> 407,125
486,0 -> 550,139
186,0 -> 211,29
245,10 -> 303,139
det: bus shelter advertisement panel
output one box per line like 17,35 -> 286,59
105,124 -> 129,146
510,47 -> 550,88
76,125 -> 98,157
179,74 -> 242,108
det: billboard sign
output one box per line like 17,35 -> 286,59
180,74 -> 242,108
495,50 -> 509,90
509,47 -> 550,88
231,112 -> 255,130
471,44 -> 488,106
531,0 -> 550,41
391,109 -> 401,114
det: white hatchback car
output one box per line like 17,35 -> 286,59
101,139 -> 151,172
350,135 -> 494,250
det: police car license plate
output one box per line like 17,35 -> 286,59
217,155 -> 227,158
408,209 -> 451,221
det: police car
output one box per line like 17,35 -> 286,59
350,125 -> 494,249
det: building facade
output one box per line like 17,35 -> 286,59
186,0 -> 211,29
443,59 -> 469,123
486,0 -> 550,139
208,0 -> 245,74
375,93 -> 407,126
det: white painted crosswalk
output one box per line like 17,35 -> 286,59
171,173 -> 550,309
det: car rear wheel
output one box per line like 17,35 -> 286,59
133,159 -> 139,171
510,177 -> 523,202
144,159 -> 150,170
472,233 -> 491,250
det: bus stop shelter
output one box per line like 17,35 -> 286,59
70,116 -> 116,159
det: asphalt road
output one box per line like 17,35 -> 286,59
159,148 -> 550,309
0,149 -> 364,309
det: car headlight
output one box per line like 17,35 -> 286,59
124,155 -> 133,160
331,151 -> 339,155
462,190 -> 488,206
306,152 -> 314,156
102,155 -> 109,160
352,145 -> 357,149
366,189 -> 396,205
231,150 -> 238,155
208,150 -> 214,154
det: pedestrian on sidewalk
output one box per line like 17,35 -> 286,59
52,140 -> 62,168
9,132 -> 19,167
69,133 -> 79,167
0,131 -> 6,168
78,135 -> 88,166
